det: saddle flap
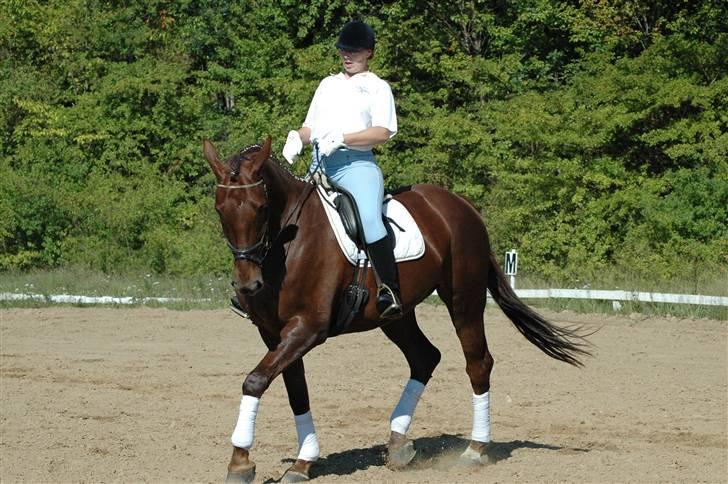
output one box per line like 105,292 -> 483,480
317,185 -> 425,266
334,193 -> 363,248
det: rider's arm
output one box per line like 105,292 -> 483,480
298,127 -> 312,145
343,127 -> 392,147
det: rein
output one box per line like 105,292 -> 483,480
217,179 -> 264,189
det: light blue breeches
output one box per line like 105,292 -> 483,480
310,148 -> 386,244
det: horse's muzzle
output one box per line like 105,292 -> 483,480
232,279 -> 263,296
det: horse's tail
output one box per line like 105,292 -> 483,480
486,252 -> 591,367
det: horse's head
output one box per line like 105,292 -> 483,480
203,136 -> 272,295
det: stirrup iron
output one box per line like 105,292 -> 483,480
377,283 -> 403,320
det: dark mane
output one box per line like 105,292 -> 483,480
267,155 -> 311,184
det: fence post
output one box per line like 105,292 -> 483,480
504,249 -> 518,289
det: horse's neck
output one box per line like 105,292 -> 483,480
262,159 -> 309,226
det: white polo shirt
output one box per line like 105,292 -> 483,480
303,71 -> 397,152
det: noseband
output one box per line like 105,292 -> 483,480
217,179 -> 270,266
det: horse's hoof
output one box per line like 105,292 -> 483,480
281,459 -> 312,482
225,465 -> 256,483
281,469 -> 310,482
458,444 -> 493,466
387,435 -> 416,469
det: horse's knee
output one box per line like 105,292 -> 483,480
424,345 -> 442,378
431,346 -> 442,370
242,371 -> 269,398
483,351 -> 494,374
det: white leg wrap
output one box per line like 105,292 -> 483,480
471,391 -> 491,443
231,395 -> 260,449
390,379 -> 426,435
294,411 -> 320,461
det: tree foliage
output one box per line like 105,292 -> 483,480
1,0 -> 725,286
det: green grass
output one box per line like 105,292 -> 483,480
1,267 -> 726,320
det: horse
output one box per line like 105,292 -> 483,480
203,136 -> 589,482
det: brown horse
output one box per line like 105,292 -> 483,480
203,136 -> 589,482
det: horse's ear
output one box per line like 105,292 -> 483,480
203,139 -> 226,181
251,135 -> 272,176
261,135 -> 272,160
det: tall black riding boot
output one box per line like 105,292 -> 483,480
367,234 -> 403,320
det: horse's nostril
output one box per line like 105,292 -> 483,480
239,280 -> 263,295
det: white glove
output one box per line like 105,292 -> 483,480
282,130 -> 303,164
317,131 -> 346,157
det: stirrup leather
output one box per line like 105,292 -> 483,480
377,283 -> 403,319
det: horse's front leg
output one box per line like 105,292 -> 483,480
226,320 -> 325,483
259,328 -> 319,482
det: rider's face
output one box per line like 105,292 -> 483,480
339,48 -> 372,76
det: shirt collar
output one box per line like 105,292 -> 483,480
335,71 -> 371,80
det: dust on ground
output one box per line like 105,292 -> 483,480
1,305 -> 726,482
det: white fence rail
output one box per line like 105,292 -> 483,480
0,292 -> 208,305
2,290 -> 726,307
513,289 -> 728,307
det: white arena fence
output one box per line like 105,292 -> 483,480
512,289 -> 728,307
2,289 -> 726,307
0,293 -> 209,305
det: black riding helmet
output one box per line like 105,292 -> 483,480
335,20 -> 375,51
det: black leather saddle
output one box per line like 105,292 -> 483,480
324,179 -> 402,251
332,185 -> 367,250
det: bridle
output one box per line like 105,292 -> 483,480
216,174 -> 315,268
217,179 -> 270,267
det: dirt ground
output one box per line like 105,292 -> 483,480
1,304 -> 726,483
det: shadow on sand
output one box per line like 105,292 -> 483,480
269,434 -> 589,481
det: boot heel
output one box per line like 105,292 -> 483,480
367,235 -> 403,319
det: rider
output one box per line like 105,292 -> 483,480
282,19 -> 402,320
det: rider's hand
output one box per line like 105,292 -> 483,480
282,130 -> 303,164
317,131 -> 346,157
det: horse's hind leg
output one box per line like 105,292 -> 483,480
439,283 -> 495,464
380,310 -> 441,469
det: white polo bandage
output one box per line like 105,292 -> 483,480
471,391 -> 491,443
390,379 -> 426,435
294,411 -> 320,461
231,395 -> 260,449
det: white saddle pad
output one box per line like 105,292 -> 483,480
317,187 -> 425,266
